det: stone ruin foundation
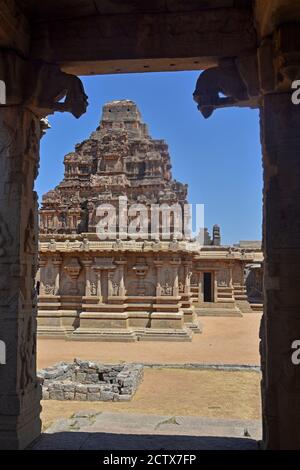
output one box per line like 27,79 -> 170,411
38,359 -> 143,402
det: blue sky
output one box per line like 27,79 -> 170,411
36,71 -> 262,245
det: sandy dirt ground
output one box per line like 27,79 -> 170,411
41,368 -> 261,430
38,313 -> 262,369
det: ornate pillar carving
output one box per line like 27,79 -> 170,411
260,91 -> 300,450
0,50 -> 88,449
0,106 -> 42,450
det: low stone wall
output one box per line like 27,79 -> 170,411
38,359 -> 144,402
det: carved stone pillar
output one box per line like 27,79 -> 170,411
193,23 -> 300,448
213,271 -> 218,302
108,270 -> 115,297
82,258 -> 92,296
173,267 -> 179,297
198,271 -> 204,303
52,256 -> 62,295
119,268 -> 125,296
115,260 -> 126,297
260,92 -> 300,449
39,257 -> 47,295
183,262 -> 192,294
96,271 -> 102,300
0,107 -> 42,449
229,265 -> 233,289
154,260 -> 163,297
170,258 -> 181,297
0,50 -> 87,449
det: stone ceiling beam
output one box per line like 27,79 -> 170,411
0,0 -> 30,55
30,6 -> 257,75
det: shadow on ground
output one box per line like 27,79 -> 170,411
32,432 -> 259,450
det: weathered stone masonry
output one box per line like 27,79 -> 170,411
0,0 -> 299,451
37,101 -> 262,341
39,359 -> 144,402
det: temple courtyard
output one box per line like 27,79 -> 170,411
36,312 -> 262,449
38,312 -> 262,368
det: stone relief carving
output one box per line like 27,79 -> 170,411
44,284 -> 54,295
90,281 -> 97,296
217,269 -> 230,287
193,57 -> 259,118
127,280 -> 155,297
0,50 -> 88,119
19,315 -> 35,391
161,282 -> 173,296
64,258 -> 82,280
24,209 -> 36,254
161,268 -> 173,296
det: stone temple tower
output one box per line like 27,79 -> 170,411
39,100 -> 188,237
38,100 -> 201,341
37,100 -> 258,342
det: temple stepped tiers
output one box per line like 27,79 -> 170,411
37,100 -> 263,341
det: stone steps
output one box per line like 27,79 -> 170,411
195,308 -> 242,317
250,303 -> 263,312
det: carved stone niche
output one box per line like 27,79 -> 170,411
193,56 -> 259,118
132,257 -> 148,277
161,267 -> 174,296
64,257 -> 82,280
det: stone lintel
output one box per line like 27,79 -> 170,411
31,7 -> 256,75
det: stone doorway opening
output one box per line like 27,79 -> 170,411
203,272 -> 213,302
1,0 -> 299,451
34,71 -> 259,450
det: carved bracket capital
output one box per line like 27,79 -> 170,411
0,50 -> 88,118
193,56 -> 260,118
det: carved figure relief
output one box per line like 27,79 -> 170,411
218,269 -> 230,287
161,282 -> 173,296
20,315 -> 35,391
24,209 -> 36,254
90,282 -> 97,296
44,284 -> 54,295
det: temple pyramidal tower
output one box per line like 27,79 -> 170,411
38,100 -> 262,341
